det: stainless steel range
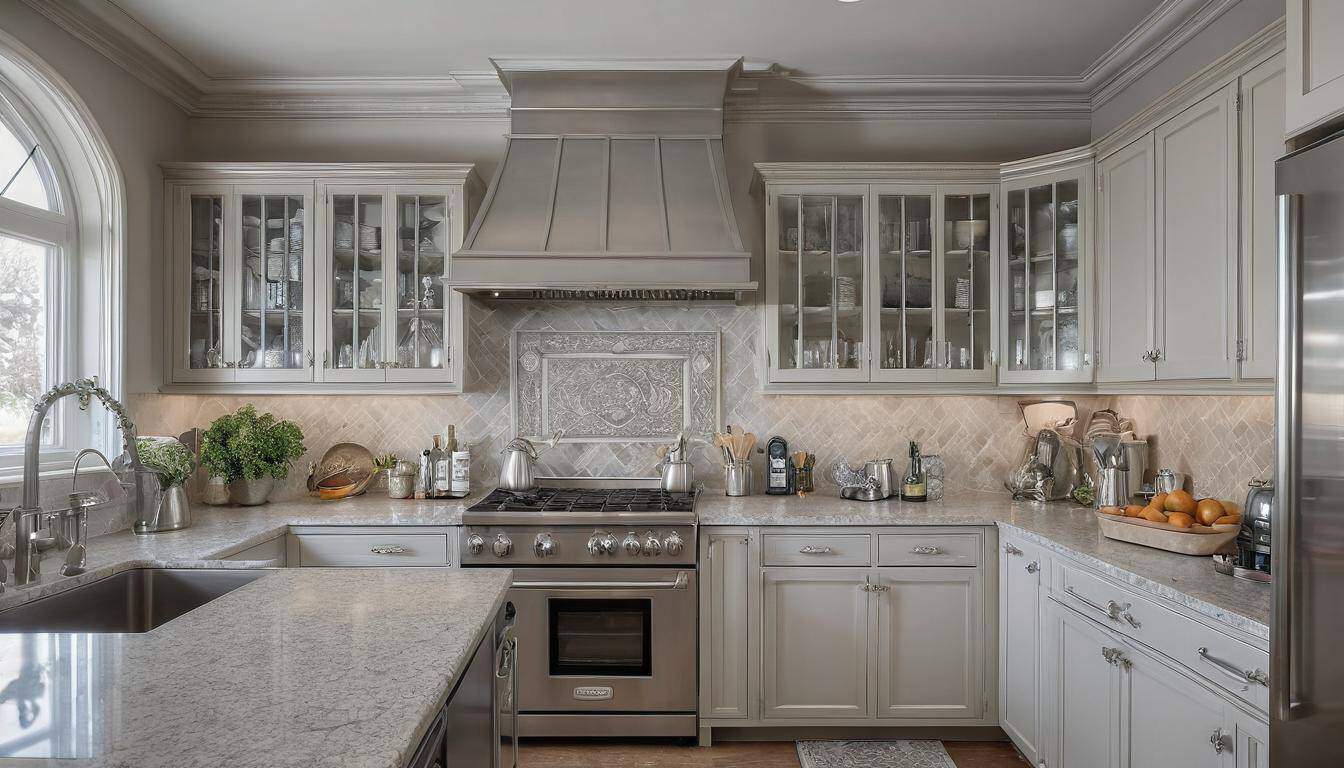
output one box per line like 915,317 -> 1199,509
460,482 -> 698,738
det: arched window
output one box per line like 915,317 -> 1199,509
0,95 -> 68,449
0,29 -> 125,481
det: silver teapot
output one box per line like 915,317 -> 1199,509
498,432 -> 560,492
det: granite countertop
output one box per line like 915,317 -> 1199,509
696,491 -> 1270,643
0,566 -> 511,767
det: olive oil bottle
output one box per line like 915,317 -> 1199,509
901,441 -> 928,502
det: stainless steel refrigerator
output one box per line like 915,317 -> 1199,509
1274,132 -> 1344,765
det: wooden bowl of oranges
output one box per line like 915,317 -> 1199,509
1095,491 -> 1242,556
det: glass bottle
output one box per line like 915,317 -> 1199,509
427,435 -> 445,499
435,426 -> 456,497
901,441 -> 928,502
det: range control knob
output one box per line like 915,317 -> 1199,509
587,531 -> 616,556
663,531 -> 685,556
466,532 -> 485,555
492,533 -> 513,557
534,533 -> 557,558
642,531 -> 663,556
622,533 -> 642,555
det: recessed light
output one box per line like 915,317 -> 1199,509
837,0 -> 862,3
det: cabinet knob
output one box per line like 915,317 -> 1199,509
1209,728 -> 1230,754
1026,561 -> 1039,574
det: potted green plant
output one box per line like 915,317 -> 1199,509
200,405 -> 306,506
136,437 -> 196,532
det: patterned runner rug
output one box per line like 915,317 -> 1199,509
796,740 -> 957,768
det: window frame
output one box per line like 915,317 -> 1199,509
0,80 -> 84,480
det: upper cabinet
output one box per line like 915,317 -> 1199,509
163,164 -> 481,393
1239,55 -> 1287,380
758,166 -> 1000,391
1287,0 -> 1344,138
1000,150 -> 1095,385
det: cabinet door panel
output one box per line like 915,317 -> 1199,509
1046,601 -> 1119,768
872,187 -> 938,380
1287,0 -> 1344,137
761,568 -> 870,719
321,187 -> 388,383
1120,643 -> 1227,768
172,185 -> 235,383
875,567 -> 981,719
999,537 -> 1043,762
1154,85 -> 1236,380
387,187 -> 463,384
936,187 -> 996,383
700,531 -> 751,719
234,188 -> 313,383
1239,56 -> 1286,380
1097,135 -> 1157,382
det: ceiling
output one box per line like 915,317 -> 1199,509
106,0 -> 1165,79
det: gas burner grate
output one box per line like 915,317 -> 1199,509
469,487 -> 695,515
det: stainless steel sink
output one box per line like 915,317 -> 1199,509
0,568 -> 270,633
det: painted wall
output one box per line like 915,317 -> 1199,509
1091,0 -> 1284,138
0,2 -> 189,396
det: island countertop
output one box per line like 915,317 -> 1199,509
0,566 -> 510,767
695,491 -> 1270,643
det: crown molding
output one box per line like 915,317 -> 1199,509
22,0 -> 1259,122
753,161 -> 1001,185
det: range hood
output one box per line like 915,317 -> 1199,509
451,58 -> 756,300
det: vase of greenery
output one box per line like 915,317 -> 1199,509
136,437 -> 196,533
200,405 -> 306,506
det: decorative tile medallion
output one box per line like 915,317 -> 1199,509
512,330 -> 720,442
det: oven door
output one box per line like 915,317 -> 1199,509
509,567 -> 697,713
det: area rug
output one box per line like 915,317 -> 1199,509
796,739 -> 957,768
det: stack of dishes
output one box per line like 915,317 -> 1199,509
334,219 -> 355,250
359,223 -> 381,252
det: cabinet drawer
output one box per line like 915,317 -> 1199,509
762,534 -> 870,566
296,533 -> 449,567
1054,561 -> 1268,711
878,533 -> 980,567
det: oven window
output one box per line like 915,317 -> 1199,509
548,599 -> 652,677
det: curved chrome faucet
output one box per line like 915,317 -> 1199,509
13,378 -> 156,588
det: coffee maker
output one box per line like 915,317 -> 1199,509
1234,480 -> 1273,581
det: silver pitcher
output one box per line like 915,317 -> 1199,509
499,432 -> 560,492
863,459 -> 896,500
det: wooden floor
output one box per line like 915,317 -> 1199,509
520,739 -> 1029,767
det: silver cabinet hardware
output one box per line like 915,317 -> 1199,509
322,351 -> 330,369
513,572 -> 690,591
1003,543 -> 1023,556
1065,585 -> 1124,623
1152,348 -> 1163,361
1083,352 -> 1092,366
1101,646 -> 1122,665
306,351 -> 315,368
1116,604 -> 1141,628
370,544 -> 407,555
798,545 -> 833,555
910,545 -> 942,555
1197,647 -> 1269,687
871,583 -> 889,592
1210,728 -> 1230,754
1026,561 -> 1040,574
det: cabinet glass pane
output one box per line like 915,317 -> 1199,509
942,193 -> 990,370
394,194 -> 448,369
776,194 -> 864,371
1006,180 -> 1081,372
187,195 -> 223,369
330,194 -> 383,369
239,194 -> 305,369
877,194 -> 934,369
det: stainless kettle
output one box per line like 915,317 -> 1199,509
498,432 -> 560,492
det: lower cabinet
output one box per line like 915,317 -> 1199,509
699,530 -> 751,719
761,567 -> 871,719
999,534 -> 1046,764
875,568 -> 982,719
1043,596 -> 1268,768
409,623 -> 499,767
288,527 -> 451,566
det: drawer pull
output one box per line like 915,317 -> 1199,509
798,545 -> 833,555
1198,647 -> 1270,687
1065,585 -> 1124,623
910,545 -> 943,556
370,544 -> 408,555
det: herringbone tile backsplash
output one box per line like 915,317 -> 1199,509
128,303 -> 1274,505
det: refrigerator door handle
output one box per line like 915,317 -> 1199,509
1274,192 -> 1304,722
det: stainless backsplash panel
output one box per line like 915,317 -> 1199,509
127,301 -> 1273,505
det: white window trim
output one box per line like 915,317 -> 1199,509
0,30 -> 126,489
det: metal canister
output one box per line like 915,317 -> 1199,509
388,460 -> 417,499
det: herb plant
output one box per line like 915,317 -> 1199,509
199,405 -> 306,482
136,438 -> 196,488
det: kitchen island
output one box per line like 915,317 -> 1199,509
0,564 -> 510,767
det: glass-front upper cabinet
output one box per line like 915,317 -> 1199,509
164,164 -> 479,392
318,183 -> 467,386
1000,154 -> 1094,384
873,190 -> 936,376
938,188 -> 994,381
168,183 -> 313,384
766,187 -> 868,382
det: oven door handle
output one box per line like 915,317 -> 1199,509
512,572 -> 691,590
